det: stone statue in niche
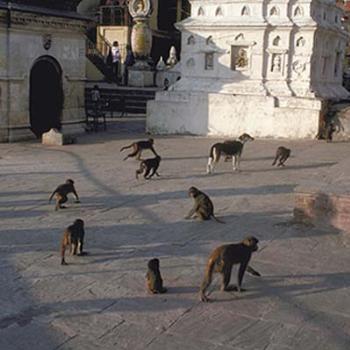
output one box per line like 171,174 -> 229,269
236,48 -> 248,68
205,53 -> 214,70
271,54 -> 282,72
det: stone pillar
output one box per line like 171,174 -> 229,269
127,0 -> 154,87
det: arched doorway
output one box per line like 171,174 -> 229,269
30,56 -> 63,138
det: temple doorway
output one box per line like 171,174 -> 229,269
29,56 -> 63,138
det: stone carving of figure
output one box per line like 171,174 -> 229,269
135,0 -> 145,14
166,46 -> 178,67
271,54 -> 281,72
129,0 -> 151,18
236,48 -> 248,68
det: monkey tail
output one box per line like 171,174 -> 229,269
200,257 -> 216,292
272,156 -> 277,166
211,214 -> 225,224
120,144 -> 132,152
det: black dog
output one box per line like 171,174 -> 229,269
206,133 -> 254,173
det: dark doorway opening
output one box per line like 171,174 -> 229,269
30,56 -> 63,138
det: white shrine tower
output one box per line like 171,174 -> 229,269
147,0 -> 349,139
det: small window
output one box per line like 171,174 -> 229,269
198,7 -> 205,16
205,53 -> 214,70
296,37 -> 305,47
187,35 -> 195,45
270,6 -> 279,16
294,6 -> 303,17
206,36 -> 214,45
215,7 -> 223,16
272,36 -> 281,46
241,6 -> 250,16
235,33 -> 245,41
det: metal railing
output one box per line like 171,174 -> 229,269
98,5 -> 131,26
96,32 -> 112,58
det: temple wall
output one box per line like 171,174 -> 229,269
147,0 -> 350,139
0,10 -> 87,142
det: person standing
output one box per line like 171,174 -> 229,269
111,41 -> 121,83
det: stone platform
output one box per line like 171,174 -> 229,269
1,119 -> 350,349
294,155 -> 350,232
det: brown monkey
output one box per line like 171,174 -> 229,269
60,219 -> 86,265
146,258 -> 167,294
199,236 -> 260,302
272,146 -> 291,167
120,138 -> 158,160
49,179 -> 80,211
185,186 -> 225,223
136,155 -> 161,179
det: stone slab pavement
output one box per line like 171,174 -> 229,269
1,117 -> 350,350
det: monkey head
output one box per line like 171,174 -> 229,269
74,219 -> 84,228
242,236 -> 259,252
66,179 -> 74,185
188,186 -> 199,198
148,138 -> 154,145
148,258 -> 160,271
155,155 -> 161,161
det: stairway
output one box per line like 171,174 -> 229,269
86,37 -> 114,82
85,85 -> 159,115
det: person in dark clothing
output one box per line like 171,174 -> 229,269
124,45 -> 135,86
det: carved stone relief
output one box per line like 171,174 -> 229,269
292,60 -> 306,75
231,46 -> 249,70
271,54 -> 282,72
186,58 -> 195,67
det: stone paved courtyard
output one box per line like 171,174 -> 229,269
1,118 -> 350,350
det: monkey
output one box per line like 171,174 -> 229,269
199,236 -> 260,302
207,133 -> 254,173
60,219 -> 87,265
146,258 -> 167,294
49,179 -> 80,211
272,146 -> 291,167
120,138 -> 158,161
136,155 -> 161,179
325,122 -> 337,143
185,186 -> 225,223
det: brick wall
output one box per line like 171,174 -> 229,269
294,192 -> 350,233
